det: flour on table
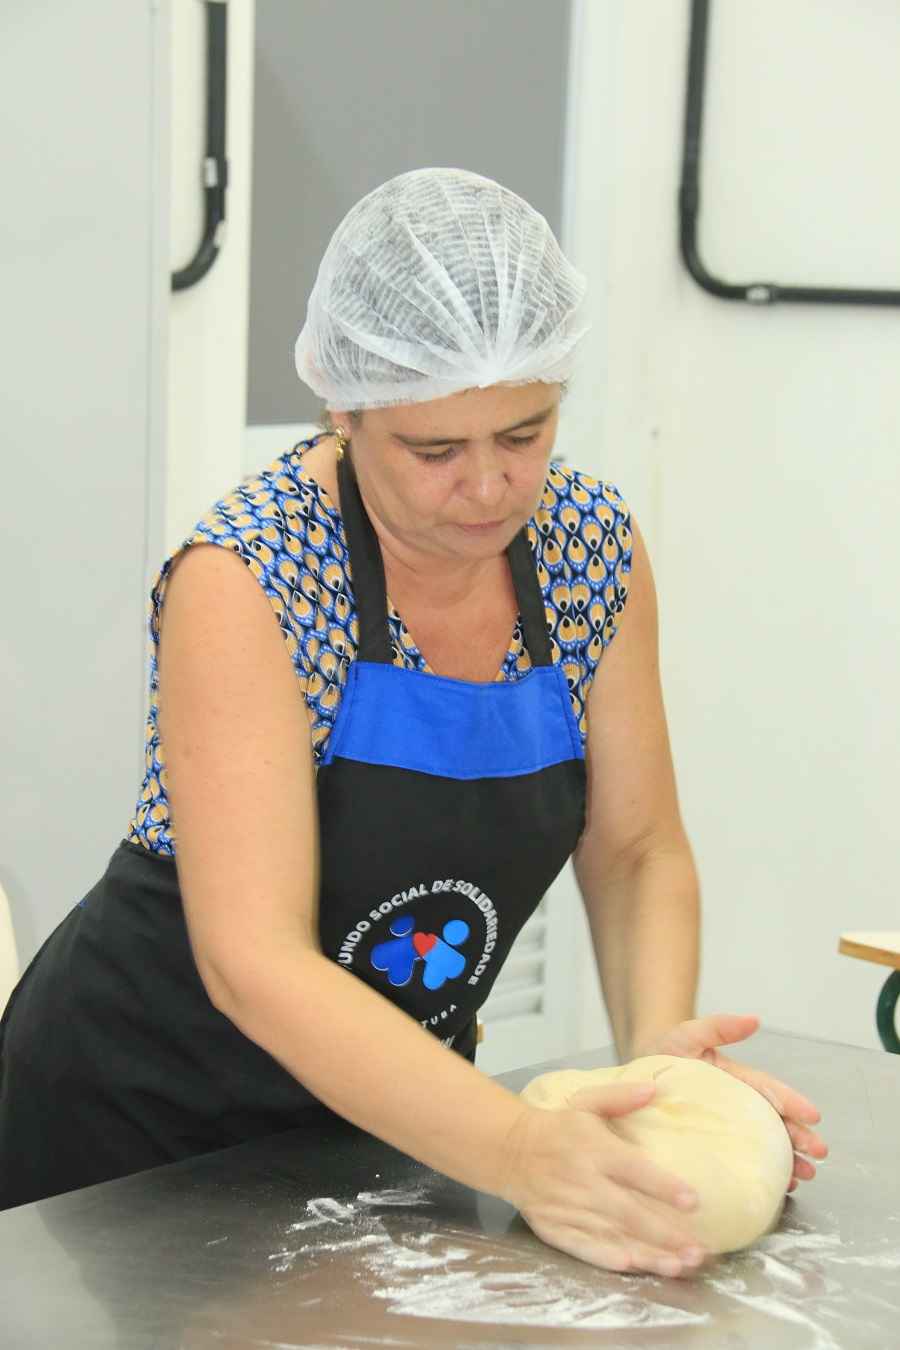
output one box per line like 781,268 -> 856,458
369,1262 -> 709,1330
287,1196 -> 357,1232
356,1187 -> 432,1207
270,1192 -> 900,1339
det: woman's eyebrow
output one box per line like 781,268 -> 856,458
392,404 -> 555,447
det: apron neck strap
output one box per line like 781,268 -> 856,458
337,448 -> 553,669
507,527 -> 553,668
338,447 -> 394,664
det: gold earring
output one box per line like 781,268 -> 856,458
333,425 -> 348,460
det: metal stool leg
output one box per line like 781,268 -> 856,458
875,970 -> 900,1054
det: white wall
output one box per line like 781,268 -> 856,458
0,3 -> 169,965
565,0 -> 900,1053
168,0 -> 256,553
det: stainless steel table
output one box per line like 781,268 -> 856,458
2,1030 -> 898,1349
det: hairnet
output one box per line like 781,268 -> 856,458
294,167 -> 591,412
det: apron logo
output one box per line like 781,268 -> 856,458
336,878 -> 500,993
371,916 -> 470,990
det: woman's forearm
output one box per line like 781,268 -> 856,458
211,947 -> 528,1199
579,844 -> 701,1061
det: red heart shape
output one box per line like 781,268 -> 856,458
413,932 -> 437,957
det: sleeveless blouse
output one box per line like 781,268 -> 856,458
126,436 -> 632,855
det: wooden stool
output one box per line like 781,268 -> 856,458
838,931 -> 900,1054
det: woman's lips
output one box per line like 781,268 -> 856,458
456,519 -> 505,534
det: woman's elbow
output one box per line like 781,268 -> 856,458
191,930 -> 322,1022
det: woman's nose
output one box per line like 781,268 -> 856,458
463,447 -> 507,508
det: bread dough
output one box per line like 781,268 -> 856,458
520,1055 -> 794,1254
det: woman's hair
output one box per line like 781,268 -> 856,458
315,379 -> 570,437
316,407 -> 363,435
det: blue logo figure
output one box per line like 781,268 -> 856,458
420,919 -> 470,991
370,915 -> 418,987
369,916 -> 471,990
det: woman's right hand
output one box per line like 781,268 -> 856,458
499,1081 -> 708,1277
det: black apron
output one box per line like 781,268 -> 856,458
0,450 -> 586,1210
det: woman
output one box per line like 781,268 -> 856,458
0,168 -> 825,1274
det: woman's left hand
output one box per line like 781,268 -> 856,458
640,1014 -> 828,1192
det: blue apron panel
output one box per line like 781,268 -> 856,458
322,661 -> 584,780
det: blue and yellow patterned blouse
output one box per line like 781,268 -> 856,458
126,435 -> 632,855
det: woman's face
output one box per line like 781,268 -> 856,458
332,382 -> 561,565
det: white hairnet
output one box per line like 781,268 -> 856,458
294,167 -> 591,412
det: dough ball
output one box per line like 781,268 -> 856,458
520,1054 -> 794,1254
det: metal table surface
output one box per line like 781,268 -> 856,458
2,1029 -> 898,1350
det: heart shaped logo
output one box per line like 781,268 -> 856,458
413,932 -> 438,957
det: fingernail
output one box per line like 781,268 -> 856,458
681,1246 -> 705,1265
676,1190 -> 698,1210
